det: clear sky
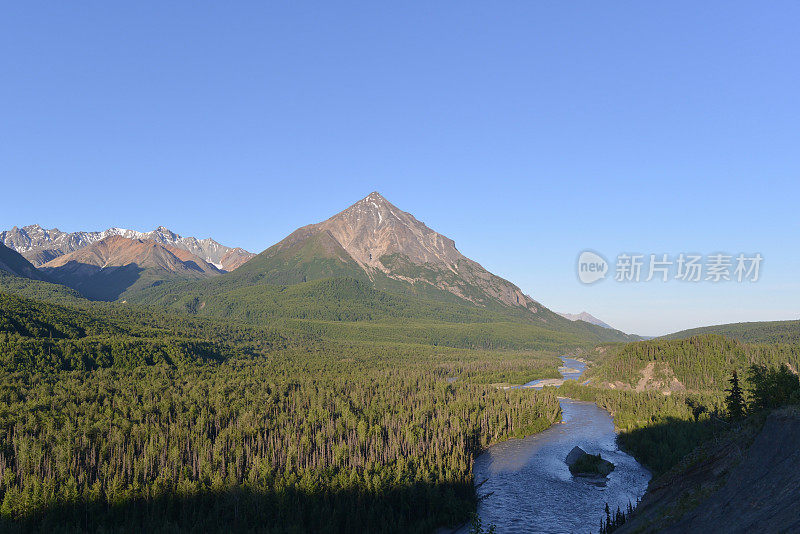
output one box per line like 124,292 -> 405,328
2,3 -> 798,336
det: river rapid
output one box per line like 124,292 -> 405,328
470,357 -> 650,533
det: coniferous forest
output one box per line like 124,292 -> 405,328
3,280 -> 800,533
0,290 -> 563,533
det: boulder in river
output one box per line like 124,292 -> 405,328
565,446 -> 615,477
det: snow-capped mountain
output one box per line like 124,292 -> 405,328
0,224 -> 254,271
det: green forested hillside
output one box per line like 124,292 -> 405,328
587,335 -> 800,391
129,276 -> 636,346
0,271 -> 87,306
564,333 -> 800,478
662,319 -> 800,344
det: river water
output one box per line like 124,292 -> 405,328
470,357 -> 650,533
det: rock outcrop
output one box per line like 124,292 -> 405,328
566,446 -> 615,477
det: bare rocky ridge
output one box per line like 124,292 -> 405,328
41,235 -> 220,275
135,226 -> 254,271
0,224 -> 254,271
39,235 -> 222,300
274,192 -> 541,311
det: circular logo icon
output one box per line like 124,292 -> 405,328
577,250 -> 608,284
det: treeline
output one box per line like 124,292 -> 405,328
587,334 -> 800,391
663,319 -> 800,344
279,318 -> 588,352
726,364 -> 800,418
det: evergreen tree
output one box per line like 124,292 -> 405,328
725,370 -> 746,420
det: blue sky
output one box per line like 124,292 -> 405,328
2,2 -> 798,336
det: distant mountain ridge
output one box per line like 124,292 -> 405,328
558,311 -> 614,330
39,235 -> 223,301
0,224 -> 254,271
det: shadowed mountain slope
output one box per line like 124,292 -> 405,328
0,243 -> 45,281
40,235 -> 222,301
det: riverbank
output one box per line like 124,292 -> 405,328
448,356 -> 650,533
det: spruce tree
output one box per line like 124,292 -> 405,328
725,370 -> 746,420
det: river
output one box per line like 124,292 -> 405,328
468,357 -> 650,533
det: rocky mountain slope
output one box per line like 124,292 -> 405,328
0,224 -> 254,271
40,235 -> 222,300
231,192 -> 544,313
558,311 -> 614,329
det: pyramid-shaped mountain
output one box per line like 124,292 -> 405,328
231,192 -> 542,312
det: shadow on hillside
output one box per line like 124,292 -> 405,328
41,262 -> 145,301
0,480 -> 474,534
616,415 -> 727,478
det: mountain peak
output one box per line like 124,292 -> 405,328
345,191 -> 397,216
363,191 -> 388,203
558,311 -> 614,330
252,192 -> 540,311
316,192 -> 458,269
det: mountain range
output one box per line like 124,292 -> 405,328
0,192 -> 637,341
38,235 -> 222,301
0,224 -> 253,270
